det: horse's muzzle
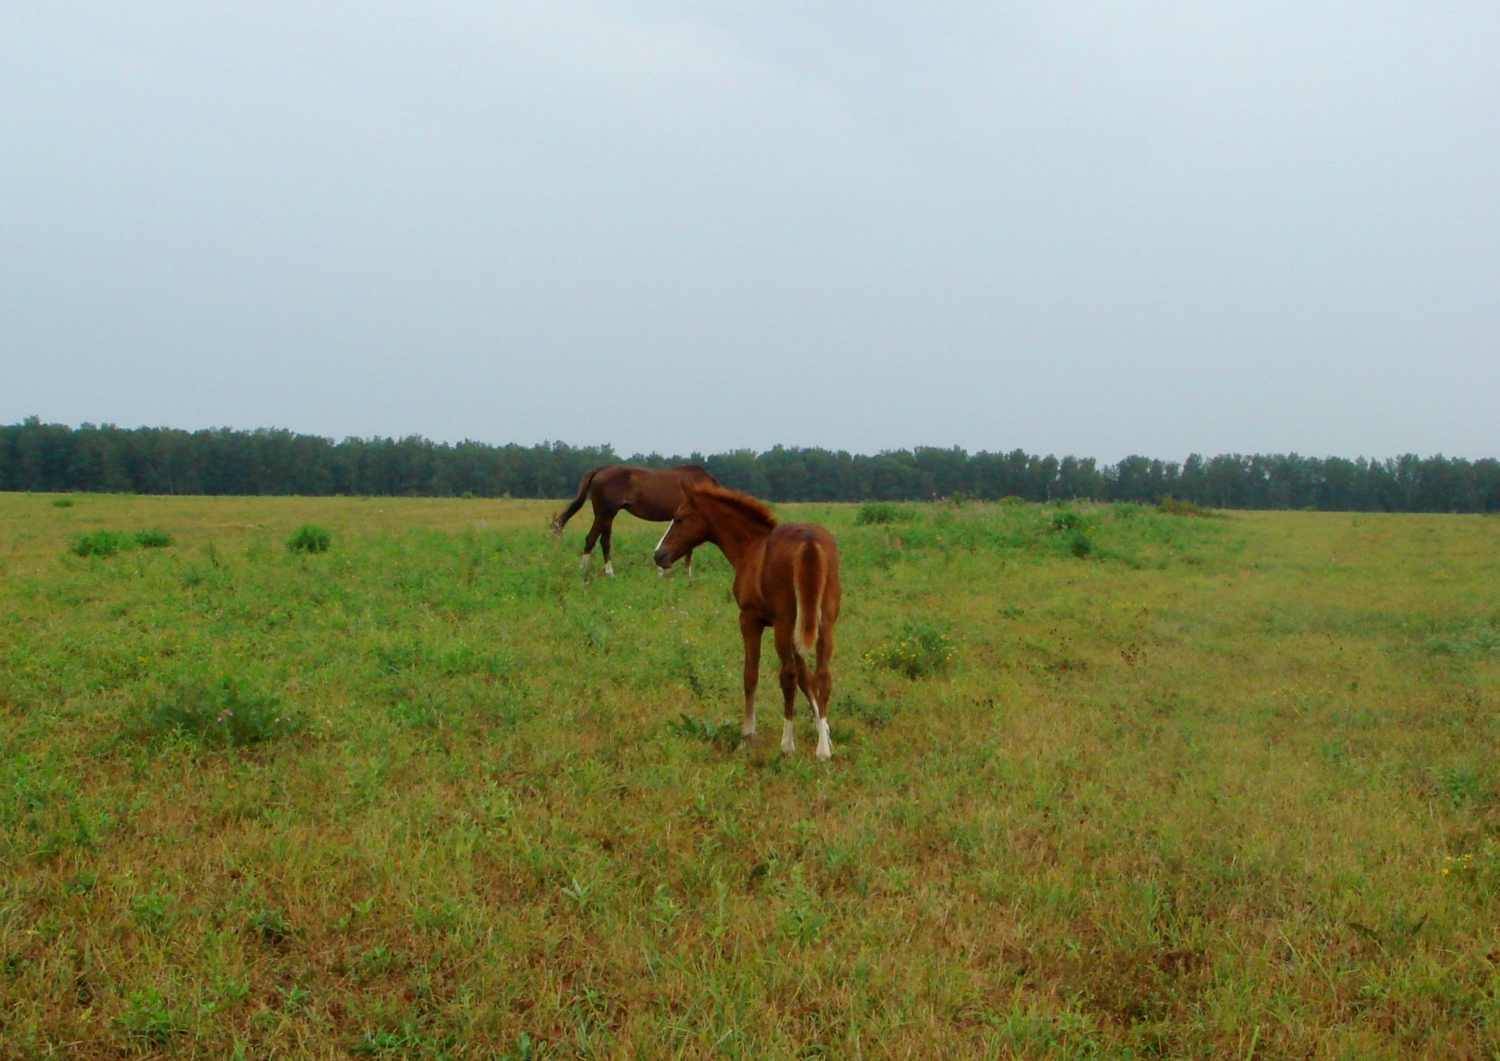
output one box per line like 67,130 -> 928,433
653,548 -> 671,569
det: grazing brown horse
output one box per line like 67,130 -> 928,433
653,483 -> 842,759
552,464 -> 718,577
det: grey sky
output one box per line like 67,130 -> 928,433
2,2 -> 1496,460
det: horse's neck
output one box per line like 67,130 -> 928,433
704,505 -> 771,572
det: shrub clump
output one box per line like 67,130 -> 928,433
863,619 -> 955,679
1157,495 -> 1219,518
1049,510 -> 1095,558
287,524 -> 331,553
855,502 -> 918,526
129,676 -> 302,749
53,496 -> 74,508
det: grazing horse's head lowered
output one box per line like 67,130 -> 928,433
551,463 -> 718,577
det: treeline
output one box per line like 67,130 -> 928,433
3,418 -> 1498,512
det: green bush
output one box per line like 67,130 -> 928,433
52,497 -> 74,508
129,676 -> 302,749
70,530 -> 133,557
863,619 -> 955,679
855,502 -> 918,526
134,529 -> 174,548
288,524 -> 331,553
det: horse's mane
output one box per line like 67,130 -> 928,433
689,483 -> 777,530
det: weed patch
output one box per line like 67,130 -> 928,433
287,523 -> 331,553
126,675 -> 303,749
863,618 -> 955,678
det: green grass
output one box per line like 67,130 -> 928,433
2,493 -> 1500,1057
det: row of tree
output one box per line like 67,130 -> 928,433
3,418 -> 1498,512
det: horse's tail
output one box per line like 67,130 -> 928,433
793,539 -> 826,665
551,467 -> 600,539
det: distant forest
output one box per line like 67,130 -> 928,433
3,418 -> 1498,512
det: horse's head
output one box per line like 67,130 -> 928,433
653,486 -> 711,572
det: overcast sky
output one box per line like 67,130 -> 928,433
2,2 -> 1496,460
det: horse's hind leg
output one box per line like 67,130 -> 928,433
581,514 -> 606,571
774,622 -> 798,754
790,650 -> 831,760
600,519 -> 616,576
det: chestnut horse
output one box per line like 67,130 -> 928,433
551,464 -> 718,576
653,483 -> 842,759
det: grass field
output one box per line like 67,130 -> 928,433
2,493 -> 1499,1059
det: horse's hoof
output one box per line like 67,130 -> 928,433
604,562 -> 615,577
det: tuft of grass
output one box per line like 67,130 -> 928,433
668,714 -> 740,748
247,907 -> 295,943
112,988 -> 185,1046
127,675 -> 302,749
70,530 -> 134,557
863,617 -> 955,678
69,528 -> 174,556
52,496 -> 74,508
134,529 -> 174,548
855,502 -> 918,526
1425,623 -> 1500,657
287,523 -> 331,553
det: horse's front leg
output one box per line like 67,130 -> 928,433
739,612 -> 763,746
684,547 -> 694,579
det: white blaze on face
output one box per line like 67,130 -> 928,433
655,520 -> 676,572
781,719 -> 795,754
